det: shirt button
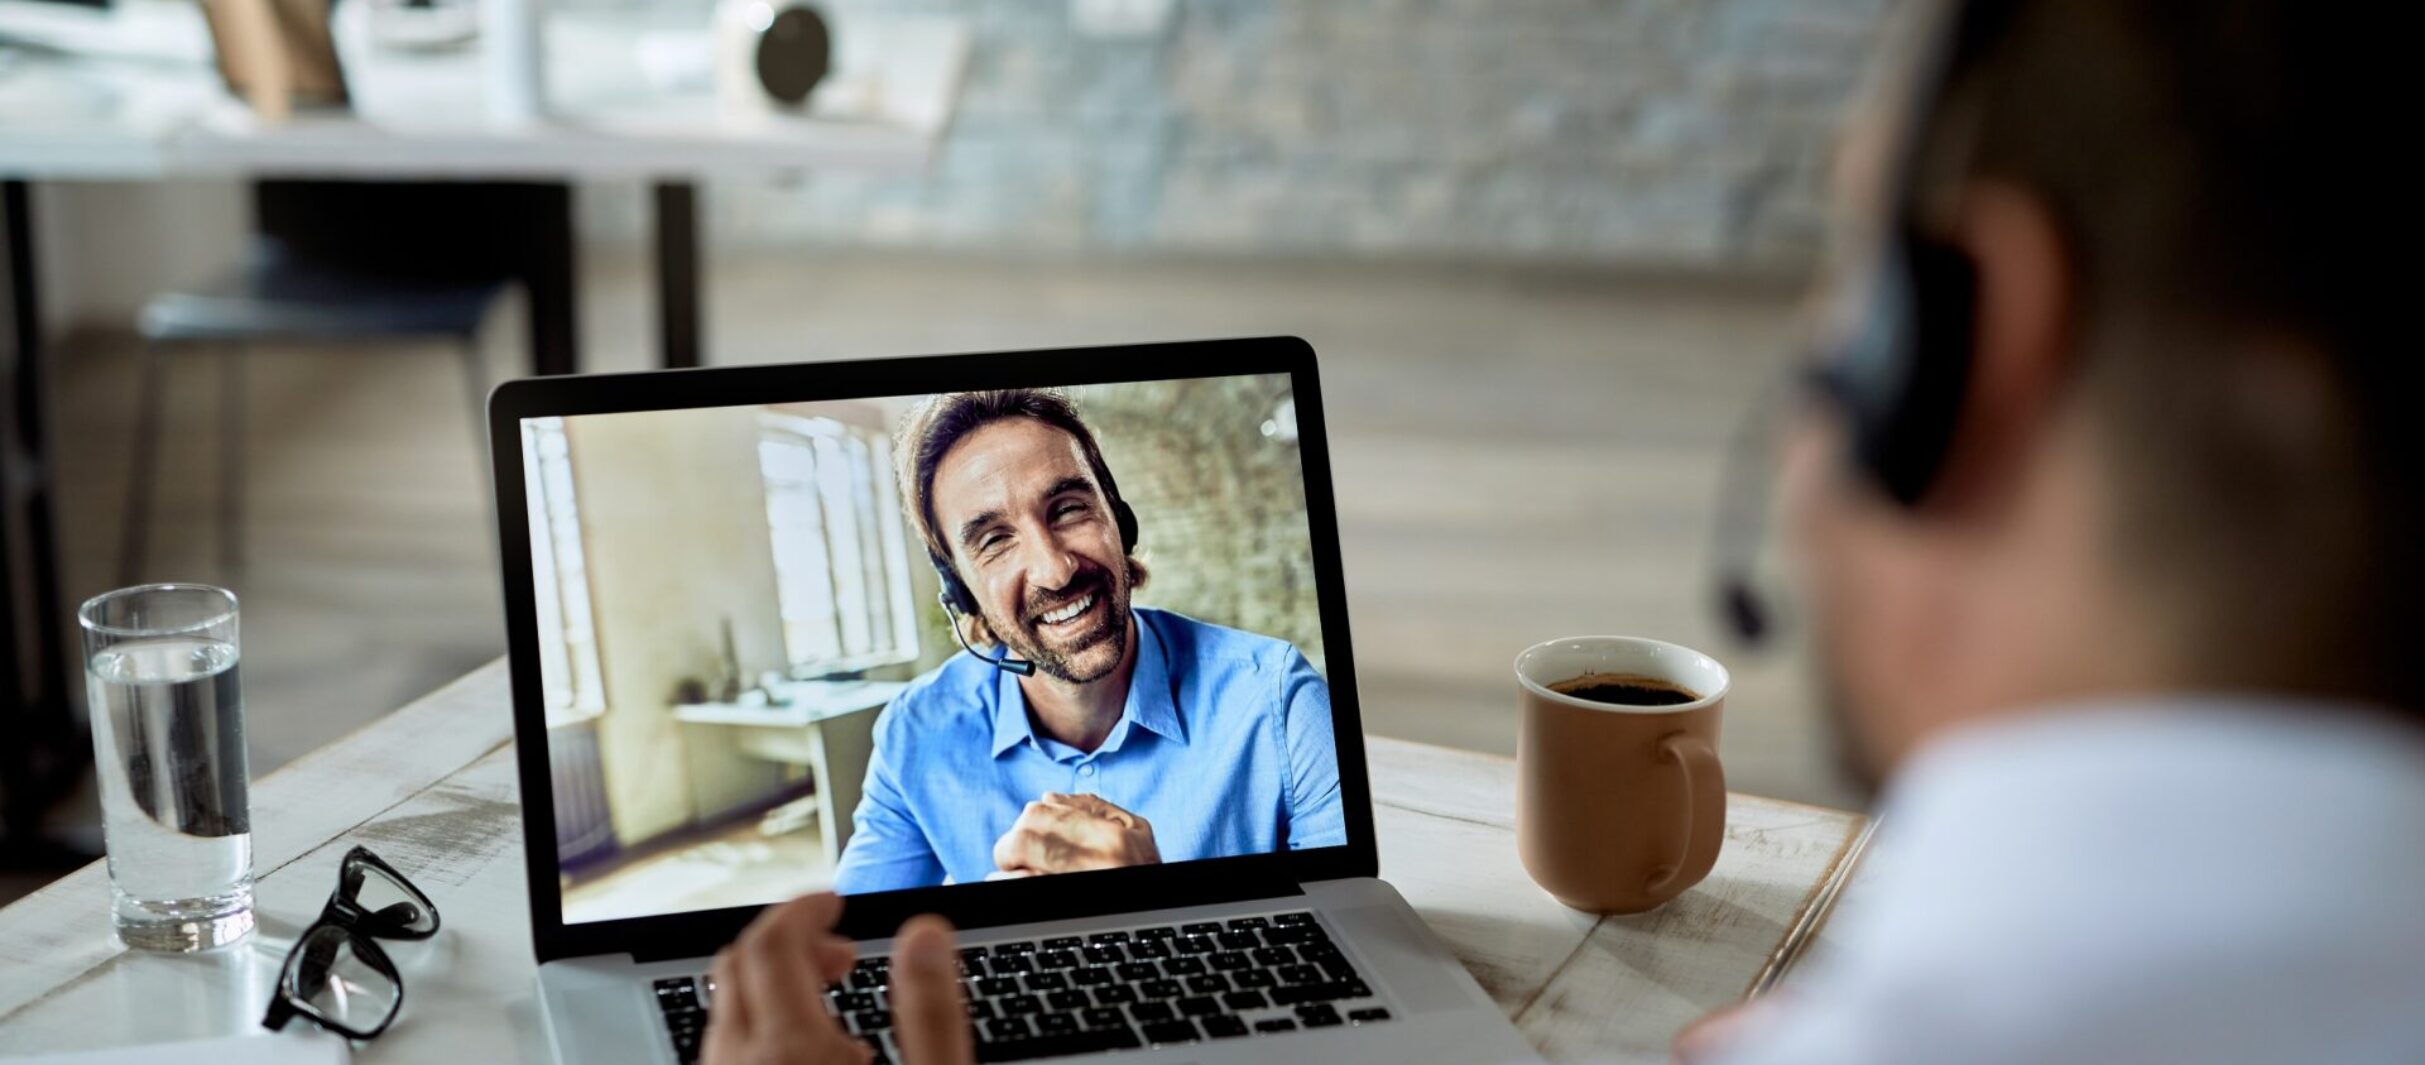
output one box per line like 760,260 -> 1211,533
1078,764 -> 1097,777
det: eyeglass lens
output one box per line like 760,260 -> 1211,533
286,924 -> 401,1034
345,854 -> 438,936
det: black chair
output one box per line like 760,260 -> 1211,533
117,181 -> 530,584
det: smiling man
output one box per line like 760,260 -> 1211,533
829,389 -> 1344,894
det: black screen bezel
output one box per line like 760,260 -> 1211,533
489,337 -> 1377,962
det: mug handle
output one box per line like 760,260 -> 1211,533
1645,731 -> 1727,896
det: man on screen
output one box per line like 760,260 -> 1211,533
830,389 -> 1344,894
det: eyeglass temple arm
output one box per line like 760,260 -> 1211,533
261,990 -> 299,1032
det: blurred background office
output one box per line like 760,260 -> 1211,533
3,0 -> 1891,903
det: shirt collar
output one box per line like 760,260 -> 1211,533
988,609 -> 1188,759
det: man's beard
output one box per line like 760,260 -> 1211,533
987,561 -> 1131,684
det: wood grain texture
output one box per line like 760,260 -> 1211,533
1366,737 -> 1867,1061
0,662 -> 1864,1063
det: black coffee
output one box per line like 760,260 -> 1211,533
1548,672 -> 1699,707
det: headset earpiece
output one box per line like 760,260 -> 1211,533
930,549 -> 975,615
1091,461 -> 1141,554
1112,498 -> 1139,554
930,551 -> 1032,676
1816,233 -> 1980,506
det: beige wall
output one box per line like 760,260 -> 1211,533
567,407 -> 791,848
1073,375 -> 1322,671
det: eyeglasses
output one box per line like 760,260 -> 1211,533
260,846 -> 442,1040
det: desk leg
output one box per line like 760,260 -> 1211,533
815,714 -> 874,869
527,183 -> 580,376
1,178 -> 84,864
654,181 -> 702,370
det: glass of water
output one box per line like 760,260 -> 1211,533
79,584 -> 254,952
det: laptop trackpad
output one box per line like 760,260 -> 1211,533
1330,903 -> 1473,1014
553,985 -> 666,1063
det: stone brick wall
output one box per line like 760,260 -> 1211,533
1070,376 -> 1325,672
660,0 -> 1895,268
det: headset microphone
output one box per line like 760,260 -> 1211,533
1708,371 -> 1797,648
1720,576 -> 1772,646
938,588 -> 1035,676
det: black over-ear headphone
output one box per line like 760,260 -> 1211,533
931,464 -> 1141,676
1809,0 -> 2002,506
1716,0 -> 2013,644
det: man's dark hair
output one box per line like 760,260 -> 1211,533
1916,0 -> 2419,706
896,389 -> 1148,647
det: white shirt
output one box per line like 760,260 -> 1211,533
1713,698 -> 2425,1065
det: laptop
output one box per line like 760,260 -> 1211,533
488,337 -> 1543,1065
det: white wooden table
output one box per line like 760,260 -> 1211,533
673,681 -> 906,870
0,662 -> 1869,1063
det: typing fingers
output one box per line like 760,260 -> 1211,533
887,916 -> 975,1065
742,895 -> 843,1019
698,894 -> 873,1065
706,946 -> 751,1042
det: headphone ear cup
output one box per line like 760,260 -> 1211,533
930,551 -> 975,615
1822,235 -> 1980,506
1879,238 -> 1979,504
1113,498 -> 1139,554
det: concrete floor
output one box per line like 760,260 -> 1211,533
21,247 -> 1855,903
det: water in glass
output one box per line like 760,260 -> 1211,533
87,636 -> 255,950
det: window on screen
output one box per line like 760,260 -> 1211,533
523,416 -> 607,726
757,414 -> 922,676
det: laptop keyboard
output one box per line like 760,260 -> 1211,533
652,909 -> 1392,1063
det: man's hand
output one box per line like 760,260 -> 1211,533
1671,994 -> 1788,1064
992,792 -> 1161,876
702,893 -> 973,1065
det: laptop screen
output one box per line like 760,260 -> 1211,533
520,373 -> 1341,925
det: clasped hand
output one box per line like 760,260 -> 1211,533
988,792 -> 1160,878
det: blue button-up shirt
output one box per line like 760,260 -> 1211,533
832,607 -> 1343,894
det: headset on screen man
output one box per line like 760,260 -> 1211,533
928,460 -> 1144,678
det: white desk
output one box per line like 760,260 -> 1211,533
673,680 -> 908,868
671,680 -> 911,730
0,660 -> 1871,1064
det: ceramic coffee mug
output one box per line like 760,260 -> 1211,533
1515,635 -> 1728,914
